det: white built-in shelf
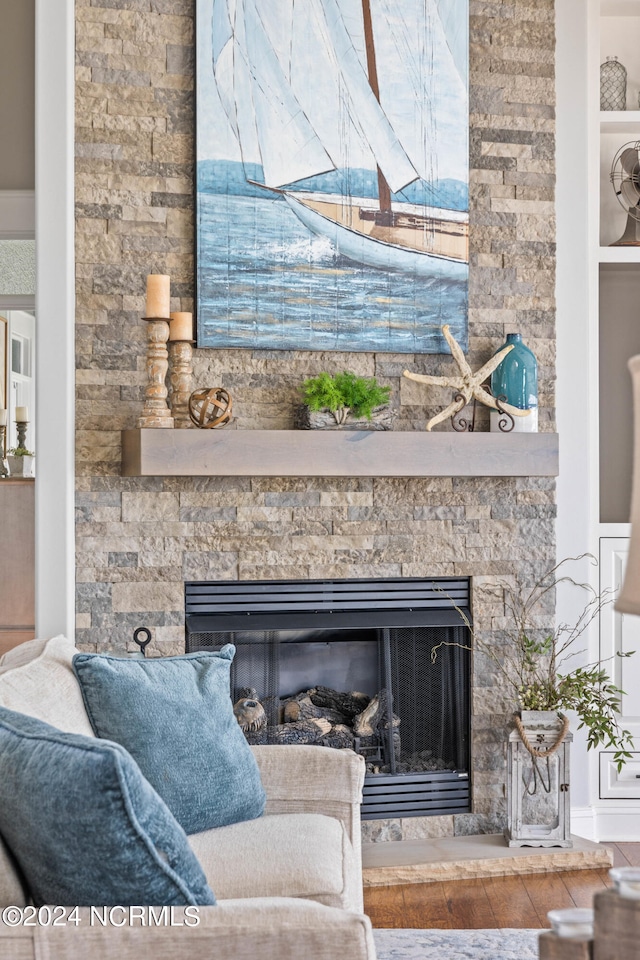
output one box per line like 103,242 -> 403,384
121,429 -> 559,479
600,110 -> 640,132
598,246 -> 640,261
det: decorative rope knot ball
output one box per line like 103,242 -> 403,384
188,387 -> 233,429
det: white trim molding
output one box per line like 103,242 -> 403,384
34,0 -> 75,640
570,806 -> 596,842
592,805 -> 640,842
0,190 -> 35,239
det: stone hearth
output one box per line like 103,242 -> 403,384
362,834 -> 612,886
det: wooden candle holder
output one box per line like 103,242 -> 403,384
138,318 -> 174,429
169,339 -> 194,429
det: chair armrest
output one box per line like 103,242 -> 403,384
250,745 -> 366,912
19,901 -> 376,960
251,745 -> 365,809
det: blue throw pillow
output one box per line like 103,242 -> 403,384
0,706 -> 216,907
73,645 -> 266,835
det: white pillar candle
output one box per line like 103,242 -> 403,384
0,410 -> 7,426
15,406 -> 29,422
145,275 -> 171,319
169,312 -> 193,341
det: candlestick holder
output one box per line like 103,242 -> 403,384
138,318 -> 174,429
0,425 -> 9,478
16,420 -> 28,450
169,339 -> 195,429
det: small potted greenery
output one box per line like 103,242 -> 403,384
7,447 -> 35,478
438,554 -> 634,770
297,371 -> 393,430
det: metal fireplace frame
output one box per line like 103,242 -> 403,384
185,576 -> 472,819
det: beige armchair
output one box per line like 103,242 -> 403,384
0,637 -> 377,959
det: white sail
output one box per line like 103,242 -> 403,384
212,0 -> 334,186
371,0 -> 467,185
434,0 -> 468,87
211,0 -> 420,191
312,0 -> 419,193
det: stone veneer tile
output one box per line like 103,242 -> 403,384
182,551 -> 238,580
401,816 -> 456,841
361,820 -> 403,843
318,492 -> 374,507
112,581 -> 183,613
75,0 -> 557,838
121,492 -> 180,521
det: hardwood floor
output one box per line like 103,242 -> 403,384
363,842 -> 638,929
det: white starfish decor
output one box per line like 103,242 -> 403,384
403,325 -> 532,432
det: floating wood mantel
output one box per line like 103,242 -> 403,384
121,429 -> 559,478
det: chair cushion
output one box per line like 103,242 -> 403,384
0,635 -> 94,736
73,645 -> 266,835
0,706 -> 216,908
188,813 -> 359,911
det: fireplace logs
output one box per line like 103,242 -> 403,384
233,689 -> 332,745
282,694 -> 345,726
233,685 -> 409,771
308,686 -> 371,722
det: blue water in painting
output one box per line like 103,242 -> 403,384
196,162 -> 468,354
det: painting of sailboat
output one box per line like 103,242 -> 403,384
196,0 -> 469,353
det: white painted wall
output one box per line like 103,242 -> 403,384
34,0 -> 75,640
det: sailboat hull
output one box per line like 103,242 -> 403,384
283,193 -> 468,280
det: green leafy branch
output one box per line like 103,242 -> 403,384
9,447 -> 35,457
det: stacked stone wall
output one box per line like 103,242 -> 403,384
75,0 -> 556,836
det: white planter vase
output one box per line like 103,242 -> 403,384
7,455 -> 35,478
295,404 -> 395,431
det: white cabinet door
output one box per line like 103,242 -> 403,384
599,538 -> 640,799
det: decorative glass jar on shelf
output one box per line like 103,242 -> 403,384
601,56 -> 627,111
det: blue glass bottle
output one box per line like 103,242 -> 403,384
490,333 -> 538,432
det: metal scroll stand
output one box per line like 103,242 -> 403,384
132,627 -> 152,657
451,383 -> 515,433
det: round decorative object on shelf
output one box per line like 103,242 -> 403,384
188,387 -> 233,429
600,56 -> 627,111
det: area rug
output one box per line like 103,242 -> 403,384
373,928 -> 540,960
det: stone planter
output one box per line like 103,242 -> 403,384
6,455 -> 35,478
505,710 -> 572,848
295,405 -> 396,431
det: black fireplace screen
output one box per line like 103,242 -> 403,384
185,577 -> 471,819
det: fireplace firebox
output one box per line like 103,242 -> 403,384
185,577 -> 471,820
